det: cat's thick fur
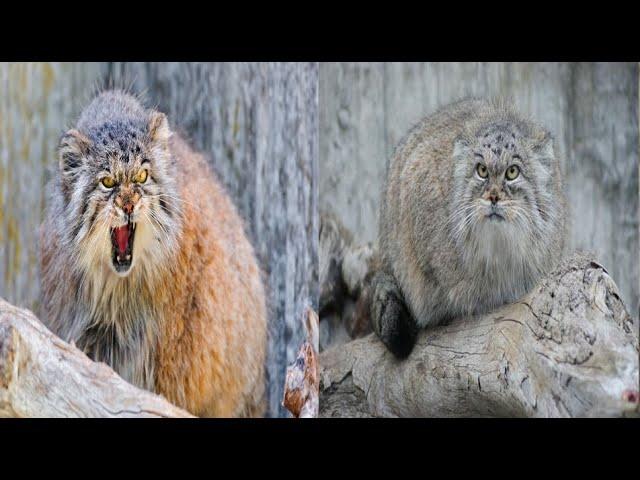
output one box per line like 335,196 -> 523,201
372,98 -> 567,358
40,91 -> 267,417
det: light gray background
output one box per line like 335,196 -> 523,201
320,62 -> 639,320
0,62 -> 319,417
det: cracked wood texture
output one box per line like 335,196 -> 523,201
0,298 -> 193,418
319,254 -> 639,418
0,62 -> 318,417
320,62 -> 639,322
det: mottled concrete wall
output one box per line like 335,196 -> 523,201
0,62 -> 319,417
0,62 -> 108,313
320,62 -> 639,319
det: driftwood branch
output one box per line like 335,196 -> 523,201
0,298 -> 193,418
320,253 -> 640,418
282,308 -> 319,418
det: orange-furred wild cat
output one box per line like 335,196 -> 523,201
39,90 -> 267,417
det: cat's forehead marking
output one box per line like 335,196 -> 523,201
89,129 -> 147,173
103,151 -> 144,179
481,147 -> 510,168
90,119 -> 147,159
476,124 -> 522,164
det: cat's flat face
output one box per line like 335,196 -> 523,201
450,121 -> 556,255
94,131 -> 156,275
468,126 -> 533,225
57,111 -> 180,278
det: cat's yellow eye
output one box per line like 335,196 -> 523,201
505,165 -> 520,181
133,169 -> 148,184
476,163 -> 488,179
101,176 -> 116,188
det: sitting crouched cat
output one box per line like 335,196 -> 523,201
372,98 -> 567,358
40,91 -> 267,417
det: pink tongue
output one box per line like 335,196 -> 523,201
114,225 -> 129,254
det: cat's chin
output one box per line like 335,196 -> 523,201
469,219 -> 532,271
109,255 -> 136,277
481,217 -> 518,234
485,212 -> 505,222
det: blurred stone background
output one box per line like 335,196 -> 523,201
0,62 -> 319,417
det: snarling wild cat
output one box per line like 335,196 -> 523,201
371,98 -> 568,358
40,90 -> 267,417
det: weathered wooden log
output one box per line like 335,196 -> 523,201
319,253 -> 639,418
0,298 -> 192,418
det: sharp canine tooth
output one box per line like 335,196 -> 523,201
126,254 -> 131,260
117,255 -> 121,262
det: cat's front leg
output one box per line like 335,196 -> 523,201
370,270 -> 418,358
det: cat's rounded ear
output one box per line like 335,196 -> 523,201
531,129 -> 555,165
452,137 -> 473,179
148,110 -> 171,147
452,137 -> 471,159
58,129 -> 91,175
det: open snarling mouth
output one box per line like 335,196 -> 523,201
111,220 -> 136,273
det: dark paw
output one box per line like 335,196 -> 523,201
370,272 -> 418,359
378,294 -> 417,358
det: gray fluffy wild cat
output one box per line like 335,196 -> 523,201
371,98 -> 568,358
